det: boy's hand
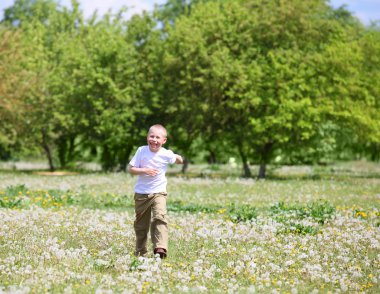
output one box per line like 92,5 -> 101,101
127,165 -> 159,176
175,154 -> 184,164
144,168 -> 159,176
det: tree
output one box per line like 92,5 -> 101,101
154,0 -> 210,25
16,1 -> 86,170
337,26 -> 380,161
2,0 -> 141,170
60,12 -> 144,171
2,0 -> 60,26
0,28 -> 33,159
163,0 -> 374,178
360,27 -> 380,161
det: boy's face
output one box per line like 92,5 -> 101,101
147,127 -> 167,152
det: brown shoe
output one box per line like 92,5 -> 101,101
154,248 -> 167,259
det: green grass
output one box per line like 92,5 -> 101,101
0,161 -> 379,293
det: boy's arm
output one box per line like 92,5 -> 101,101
175,154 -> 184,164
127,164 -> 159,176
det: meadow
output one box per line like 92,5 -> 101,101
0,161 -> 379,293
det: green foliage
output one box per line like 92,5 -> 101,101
167,200 -> 257,222
75,192 -> 133,209
227,203 -> 257,223
270,200 -> 335,235
0,197 -> 22,208
129,256 -> 143,271
1,185 -> 75,208
270,200 -> 336,225
0,185 -> 23,208
167,200 -> 220,213
278,222 -> 320,235
0,184 -> 134,210
0,28 -> 33,155
162,0 -> 379,177
0,0 -> 379,174
4,183 -> 28,196
305,201 -> 336,224
2,0 -> 61,26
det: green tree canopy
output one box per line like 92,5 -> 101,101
163,0 -> 377,177
0,0 -> 379,175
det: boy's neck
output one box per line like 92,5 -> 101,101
148,146 -> 162,153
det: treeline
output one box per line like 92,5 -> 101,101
0,0 -> 379,178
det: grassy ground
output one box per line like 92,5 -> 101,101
0,161 -> 379,293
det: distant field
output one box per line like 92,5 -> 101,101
0,161 -> 379,293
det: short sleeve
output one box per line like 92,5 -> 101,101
167,150 -> 177,164
129,147 -> 142,168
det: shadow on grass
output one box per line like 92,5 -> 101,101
1,161 -> 380,181
0,168 -> 107,176
166,171 -> 380,181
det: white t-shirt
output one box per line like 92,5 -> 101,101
129,146 -> 177,194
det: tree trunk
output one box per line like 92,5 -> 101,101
118,145 -> 133,172
238,144 -> 251,178
42,131 -> 55,171
242,160 -> 251,178
181,157 -> 189,173
57,137 -> 67,168
207,150 -> 217,164
57,135 -> 77,169
67,136 -> 76,163
258,162 -> 266,179
101,145 -> 115,171
256,142 -> 273,179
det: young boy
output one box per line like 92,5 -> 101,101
128,124 -> 183,258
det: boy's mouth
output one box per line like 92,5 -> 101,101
149,142 -> 160,149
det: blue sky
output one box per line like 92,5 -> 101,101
0,0 -> 379,25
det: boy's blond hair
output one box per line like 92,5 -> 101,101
148,124 -> 167,137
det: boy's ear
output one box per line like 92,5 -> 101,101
163,137 -> 167,144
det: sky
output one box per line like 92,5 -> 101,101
0,0 -> 379,25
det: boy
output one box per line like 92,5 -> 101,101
128,124 -> 183,258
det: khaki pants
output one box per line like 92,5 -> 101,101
134,192 -> 168,256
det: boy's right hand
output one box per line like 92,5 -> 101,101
127,164 -> 159,176
144,168 -> 159,176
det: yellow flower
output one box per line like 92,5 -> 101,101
217,208 -> 226,214
356,211 -> 367,218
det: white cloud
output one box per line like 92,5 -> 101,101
0,0 -> 165,21
80,0 -> 148,18
58,0 -> 164,19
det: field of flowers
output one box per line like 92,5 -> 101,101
0,161 -> 379,293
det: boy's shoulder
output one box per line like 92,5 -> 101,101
136,145 -> 150,152
137,145 -> 172,154
135,145 -> 174,155
158,147 -> 174,155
